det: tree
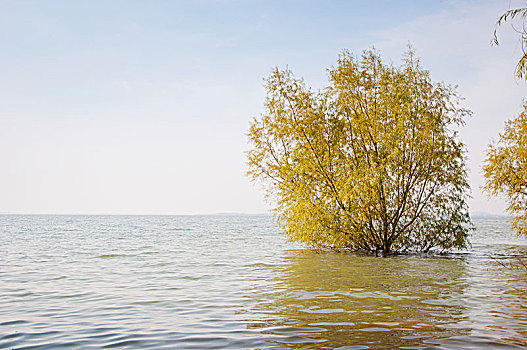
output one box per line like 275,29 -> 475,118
484,104 -> 527,236
493,6 -> 527,78
485,6 -> 527,237
248,48 -> 472,254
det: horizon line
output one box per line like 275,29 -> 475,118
0,211 -> 509,218
0,212 -> 273,216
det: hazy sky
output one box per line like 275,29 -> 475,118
1,0 -> 526,215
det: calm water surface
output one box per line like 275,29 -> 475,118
1,215 -> 526,349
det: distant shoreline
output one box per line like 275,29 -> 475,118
0,212 -> 273,216
0,212 -> 509,218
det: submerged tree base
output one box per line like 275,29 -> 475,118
307,245 -> 461,258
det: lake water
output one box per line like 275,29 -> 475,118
1,215 -> 527,349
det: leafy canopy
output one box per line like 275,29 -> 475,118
485,6 -> 527,236
248,48 -> 472,253
484,103 -> 527,236
493,7 -> 527,79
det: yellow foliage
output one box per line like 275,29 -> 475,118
484,103 -> 527,236
493,7 -> 527,79
248,48 -> 472,253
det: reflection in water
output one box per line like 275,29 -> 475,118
461,247 -> 527,348
247,249 -> 527,349
249,251 -> 470,349
1,216 -> 527,349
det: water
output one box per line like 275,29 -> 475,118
0,215 -> 526,349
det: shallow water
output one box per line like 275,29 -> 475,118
0,215 -> 526,349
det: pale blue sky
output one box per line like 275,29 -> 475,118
0,0 -> 525,214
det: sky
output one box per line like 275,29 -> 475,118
0,0 -> 526,215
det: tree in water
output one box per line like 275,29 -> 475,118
248,48 -> 472,254
485,6 -> 527,236
484,105 -> 527,236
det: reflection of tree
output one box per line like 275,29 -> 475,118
498,272 -> 527,346
472,252 -> 527,347
247,250 -> 470,349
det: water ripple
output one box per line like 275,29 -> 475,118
0,215 -> 526,349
